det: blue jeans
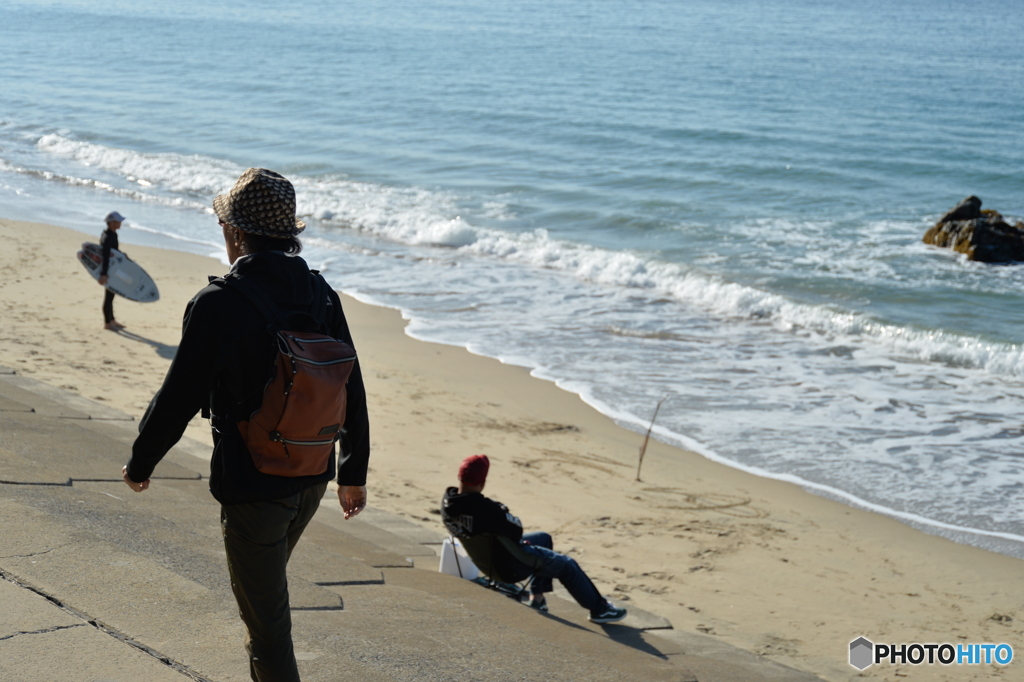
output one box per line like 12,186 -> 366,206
518,532 -> 607,612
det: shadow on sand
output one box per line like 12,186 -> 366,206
532,611 -> 670,660
600,623 -> 671,660
116,329 -> 177,360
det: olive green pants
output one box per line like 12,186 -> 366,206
221,482 -> 328,682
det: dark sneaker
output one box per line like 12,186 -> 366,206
589,602 -> 627,624
528,597 -> 548,612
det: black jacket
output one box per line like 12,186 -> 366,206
441,487 -> 535,582
100,228 -> 118,276
128,251 -> 370,504
441,487 -> 524,541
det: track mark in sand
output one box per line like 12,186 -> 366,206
545,449 -> 627,476
988,613 -> 1014,626
758,635 -> 802,656
469,413 -> 580,436
512,449 -> 628,478
636,487 -> 766,518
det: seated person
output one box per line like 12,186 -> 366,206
441,454 -> 627,624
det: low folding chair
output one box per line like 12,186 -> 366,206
452,533 -> 544,602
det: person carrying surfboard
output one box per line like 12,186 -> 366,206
98,210 -> 126,330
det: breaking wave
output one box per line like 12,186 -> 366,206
19,132 -> 1024,377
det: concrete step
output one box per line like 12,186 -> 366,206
0,369 -> 822,682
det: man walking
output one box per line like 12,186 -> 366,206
122,168 -> 371,681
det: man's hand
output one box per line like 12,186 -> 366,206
122,465 -> 150,493
99,275 -> 108,285
338,485 -> 367,520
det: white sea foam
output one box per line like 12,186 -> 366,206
1,159 -> 211,214
37,134 -> 238,196
28,132 -> 1024,379
335,244 -> 1024,550
565,376 -> 1024,546
437,223 -> 1024,377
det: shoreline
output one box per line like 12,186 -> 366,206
342,281 -> 1024,561
2,216 -> 1022,681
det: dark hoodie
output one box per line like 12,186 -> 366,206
128,251 -> 370,504
441,487 -> 523,541
441,486 -> 532,582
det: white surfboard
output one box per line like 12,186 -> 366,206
77,242 -> 160,303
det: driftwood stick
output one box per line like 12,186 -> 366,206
636,395 -> 668,481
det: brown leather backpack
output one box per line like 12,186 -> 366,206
221,272 -> 356,477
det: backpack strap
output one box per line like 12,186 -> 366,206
309,272 -> 329,330
222,273 -> 285,329
203,271 -> 327,421
218,270 -> 330,332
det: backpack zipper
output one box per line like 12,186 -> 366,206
291,354 -> 357,367
270,431 -> 337,448
285,336 -> 339,344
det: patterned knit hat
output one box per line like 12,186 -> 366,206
213,168 -> 305,237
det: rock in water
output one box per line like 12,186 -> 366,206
923,196 -> 1024,263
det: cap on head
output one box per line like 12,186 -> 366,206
458,454 -> 490,486
213,168 -> 305,238
104,211 -> 125,223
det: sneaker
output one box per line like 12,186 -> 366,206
589,602 -> 627,624
528,597 -> 548,612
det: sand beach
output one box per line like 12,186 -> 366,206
1,216 -> 1022,682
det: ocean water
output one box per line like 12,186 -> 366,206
3,0 -> 1024,555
